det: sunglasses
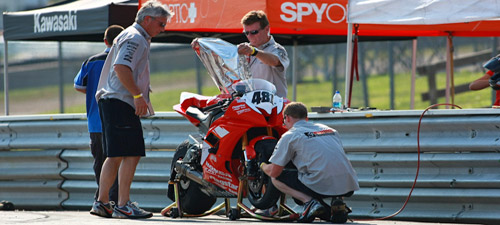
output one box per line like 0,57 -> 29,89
243,28 -> 262,36
151,17 -> 166,27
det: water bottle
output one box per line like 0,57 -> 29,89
332,90 -> 342,110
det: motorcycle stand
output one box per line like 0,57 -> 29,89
161,179 -> 300,221
230,179 -> 299,221
161,181 -> 228,218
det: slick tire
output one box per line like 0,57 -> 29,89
247,139 -> 281,209
167,139 -> 216,215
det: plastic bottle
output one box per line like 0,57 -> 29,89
332,90 -> 342,110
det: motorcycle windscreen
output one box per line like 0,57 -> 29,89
195,38 -> 251,94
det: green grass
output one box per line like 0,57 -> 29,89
295,70 -> 491,110
13,68 -> 495,114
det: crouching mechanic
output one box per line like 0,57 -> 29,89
260,102 -> 359,222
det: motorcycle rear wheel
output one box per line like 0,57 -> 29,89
168,139 -> 216,215
247,139 -> 281,209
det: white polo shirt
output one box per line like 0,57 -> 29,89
270,120 -> 360,196
96,23 -> 153,112
248,36 -> 289,98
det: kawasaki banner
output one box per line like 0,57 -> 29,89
3,0 -> 137,41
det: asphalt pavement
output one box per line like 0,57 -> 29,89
0,210 -> 480,225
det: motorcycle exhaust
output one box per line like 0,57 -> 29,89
174,162 -> 236,198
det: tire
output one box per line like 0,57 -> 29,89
167,139 -> 216,215
247,139 -> 281,209
167,140 -> 190,201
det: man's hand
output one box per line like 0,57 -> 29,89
237,43 -> 254,56
237,43 -> 282,67
133,96 -> 148,116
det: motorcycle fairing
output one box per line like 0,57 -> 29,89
174,92 -> 231,127
204,132 -> 220,148
200,95 -> 286,195
246,135 -> 278,160
240,90 -> 285,115
213,126 -> 230,138
178,92 -> 230,112
203,154 -> 239,195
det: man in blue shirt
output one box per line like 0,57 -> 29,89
74,24 -> 124,205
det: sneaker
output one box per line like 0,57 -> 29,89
255,205 -> 278,217
330,199 -> 350,224
112,201 -> 153,219
90,201 -> 114,218
297,199 -> 326,223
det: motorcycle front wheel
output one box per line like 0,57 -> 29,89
247,139 -> 281,209
167,139 -> 216,215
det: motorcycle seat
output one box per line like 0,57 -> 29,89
186,106 -> 209,124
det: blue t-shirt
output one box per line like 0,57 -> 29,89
74,48 -> 110,133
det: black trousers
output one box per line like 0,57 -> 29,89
90,132 -> 118,202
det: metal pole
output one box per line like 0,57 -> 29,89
3,39 -> 9,115
292,40 -> 297,101
449,36 -> 455,108
388,42 -> 395,110
359,42 -> 369,107
445,35 -> 455,109
58,41 -> 64,113
491,37 -> 498,104
344,23 -> 353,108
410,39 -> 417,109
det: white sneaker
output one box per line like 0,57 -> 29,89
112,201 -> 153,219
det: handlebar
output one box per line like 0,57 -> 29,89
201,98 -> 231,113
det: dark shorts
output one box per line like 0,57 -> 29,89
276,169 -> 325,201
98,98 -> 145,157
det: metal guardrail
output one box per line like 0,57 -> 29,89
0,109 -> 499,224
0,149 -> 67,209
0,113 -> 197,150
60,149 -> 174,210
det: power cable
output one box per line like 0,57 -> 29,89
354,103 -> 462,221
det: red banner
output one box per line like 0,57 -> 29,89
139,0 -> 500,38
267,0 -> 348,30
140,0 -> 348,34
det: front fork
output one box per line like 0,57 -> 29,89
243,127 -> 276,177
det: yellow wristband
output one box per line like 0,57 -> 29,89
250,47 -> 256,56
133,93 -> 143,99
251,47 -> 259,56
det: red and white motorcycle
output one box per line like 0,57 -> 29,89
162,38 -> 291,220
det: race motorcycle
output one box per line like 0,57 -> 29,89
163,38 -> 289,220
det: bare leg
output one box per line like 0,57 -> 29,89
97,157 -> 122,203
271,177 -> 312,204
117,156 -> 140,207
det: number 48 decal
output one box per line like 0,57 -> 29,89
251,91 -> 274,104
